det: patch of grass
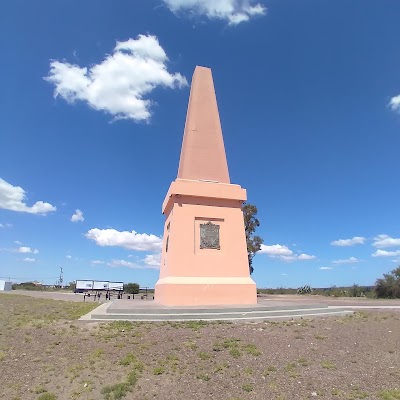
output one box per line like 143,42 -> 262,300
120,353 -> 136,366
153,366 -> 165,375
196,373 -> 210,381
284,362 -> 299,378
105,321 -> 134,332
315,334 -> 329,340
37,394 -> 57,400
101,370 -> 137,400
0,350 -> 6,361
263,365 -> 277,376
243,343 -> 261,356
67,365 -> 84,383
184,340 -> 198,350
379,389 -> 400,400
34,386 -> 47,394
321,361 -> 336,370
222,338 -> 241,348
182,320 -> 209,330
298,357 -> 310,366
242,384 -> 253,393
229,347 -> 241,358
347,389 -> 368,399
198,351 -> 211,360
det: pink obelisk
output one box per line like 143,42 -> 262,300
155,66 -> 257,306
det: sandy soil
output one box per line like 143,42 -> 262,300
1,293 -> 400,400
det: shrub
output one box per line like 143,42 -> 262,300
297,285 -> 313,295
375,267 -> 400,299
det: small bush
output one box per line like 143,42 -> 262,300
297,285 -> 313,295
375,267 -> 400,299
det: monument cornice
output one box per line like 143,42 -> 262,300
162,179 -> 246,214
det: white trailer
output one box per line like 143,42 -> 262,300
0,280 -> 12,291
93,281 -> 109,290
76,280 -> 94,291
109,282 -> 124,291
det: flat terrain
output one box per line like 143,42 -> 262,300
1,293 -> 400,400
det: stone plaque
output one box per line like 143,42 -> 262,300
200,221 -> 220,250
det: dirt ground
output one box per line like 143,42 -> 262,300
1,293 -> 400,400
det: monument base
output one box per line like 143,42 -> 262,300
155,277 -> 257,307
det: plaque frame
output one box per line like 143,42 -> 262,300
200,221 -> 220,250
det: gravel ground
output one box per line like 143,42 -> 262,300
1,293 -> 400,400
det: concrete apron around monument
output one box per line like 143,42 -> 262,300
80,300 -> 353,322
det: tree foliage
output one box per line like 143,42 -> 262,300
375,266 -> 400,298
124,283 -> 140,294
242,203 -> 263,275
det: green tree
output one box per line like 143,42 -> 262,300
375,266 -> 400,298
242,203 -> 263,275
124,283 -> 140,294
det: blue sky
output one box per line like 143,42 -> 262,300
1,0 -> 400,289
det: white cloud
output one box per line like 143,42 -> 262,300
66,255 -> 72,259
108,259 -> 159,270
332,257 -> 360,264
372,249 -> 400,257
162,0 -> 266,25
144,253 -> 161,268
372,234 -> 400,249
389,95 -> 400,112
45,35 -> 187,122
259,244 -> 293,256
281,273 -> 288,276
330,236 -> 365,247
297,253 -> 316,260
258,244 -> 315,262
0,178 -> 56,215
0,223 -> 12,228
91,260 -> 105,265
23,257 -> 35,262
71,209 -> 84,222
17,246 -> 39,254
86,228 -> 162,252
320,267 -> 333,270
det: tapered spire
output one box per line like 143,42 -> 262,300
177,66 -> 230,184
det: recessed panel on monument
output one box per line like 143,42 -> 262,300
154,66 -> 257,307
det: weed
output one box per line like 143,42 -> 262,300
315,334 -> 329,340
243,343 -> 261,356
222,338 -> 241,348
37,394 -> 57,400
242,384 -> 253,392
34,386 -> 47,394
347,389 -> 368,399
153,366 -> 165,375
298,357 -> 310,366
198,351 -> 211,360
120,353 -> 136,366
229,347 -> 241,358
101,370 -> 137,400
105,321 -> 134,332
0,350 -> 6,361
321,361 -> 336,370
263,365 -> 277,376
379,389 -> 400,400
196,373 -> 210,381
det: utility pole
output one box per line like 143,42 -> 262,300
59,267 -> 64,288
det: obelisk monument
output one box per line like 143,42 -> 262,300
155,66 -> 257,306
